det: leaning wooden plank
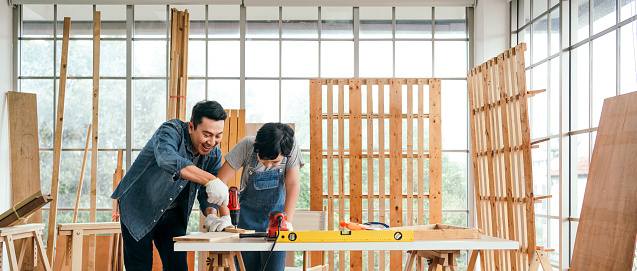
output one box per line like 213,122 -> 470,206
7,91 -> 41,270
496,53 -> 519,271
388,79 -> 402,271
73,125 -> 92,223
514,44 -> 536,260
309,80 -> 323,214
228,110 -> 239,187
47,17 -> 71,265
429,79 -> 442,224
0,192 -> 53,228
570,92 -> 637,271
348,79 -> 363,271
88,12 -> 101,271
7,92 -> 42,225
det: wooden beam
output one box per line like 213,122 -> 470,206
73,124 -> 92,223
348,79 -> 362,271
388,79 -> 402,271
429,79 -> 442,224
47,16 -> 71,266
377,79 -> 386,271
87,11 -> 101,271
337,79 -> 345,271
366,80 -> 375,270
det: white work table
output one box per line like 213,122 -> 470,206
174,234 -> 518,252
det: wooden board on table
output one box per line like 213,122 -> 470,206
389,224 -> 482,240
570,92 -> 637,271
173,231 -> 255,243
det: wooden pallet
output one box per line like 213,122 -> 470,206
309,79 -> 442,271
467,43 -> 550,271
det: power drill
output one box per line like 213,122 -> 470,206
228,186 -> 240,227
267,211 -> 289,241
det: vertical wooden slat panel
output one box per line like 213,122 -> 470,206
221,109 -> 230,156
467,70 -> 487,270
406,79 -> 414,226
308,80 -> 323,266
515,44 -> 536,261
326,80 -> 335,271
497,53 -> 518,271
47,17 -> 71,265
366,81 -> 375,270
348,79 -> 363,271
417,80 -> 425,225
338,79 -> 345,271
429,79 -> 442,224
377,80 -> 386,271
388,79 -> 402,271
481,63 -> 502,271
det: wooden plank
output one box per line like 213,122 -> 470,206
366,81 -> 374,270
73,125 -> 92,223
417,80 -> 425,225
168,8 -> 177,120
406,79 -> 414,227
87,11 -> 101,271
337,79 -> 345,271
181,11 -> 190,119
570,92 -> 637,271
389,224 -> 481,240
173,232 -> 243,243
388,79 -> 402,271
429,79 -> 442,224
309,80 -> 323,267
348,79 -> 363,271
467,70 -> 488,271
480,63 -> 502,271
47,17 -> 71,265
326,79 -> 335,271
7,92 -> 42,224
377,79 -> 386,271
496,53 -> 518,271
221,109 -> 230,155
514,44 -> 536,260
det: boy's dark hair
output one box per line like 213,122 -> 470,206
190,100 -> 227,129
254,123 -> 295,160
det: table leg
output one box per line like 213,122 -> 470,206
5,235 -> 19,271
403,251 -> 416,271
235,251 -> 246,271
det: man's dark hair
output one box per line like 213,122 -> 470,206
190,100 -> 227,129
254,123 -> 295,160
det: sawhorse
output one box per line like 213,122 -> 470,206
207,251 -> 245,271
467,248 -> 553,271
0,223 -> 51,271
404,250 -> 461,271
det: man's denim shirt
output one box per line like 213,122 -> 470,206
111,119 -> 221,241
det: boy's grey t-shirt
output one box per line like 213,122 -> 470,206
224,136 -> 304,192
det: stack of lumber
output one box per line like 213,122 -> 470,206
168,8 -> 190,121
0,191 -> 53,228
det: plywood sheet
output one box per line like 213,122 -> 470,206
172,231 -> 253,243
570,92 -> 637,271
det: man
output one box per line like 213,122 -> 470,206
111,100 -> 232,270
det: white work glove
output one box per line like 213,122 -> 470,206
205,215 -> 233,232
285,221 -> 293,231
205,178 -> 229,206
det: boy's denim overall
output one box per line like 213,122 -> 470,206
237,152 -> 287,271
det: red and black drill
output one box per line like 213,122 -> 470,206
228,186 -> 240,227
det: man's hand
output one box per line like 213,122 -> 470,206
205,178 -> 229,206
204,215 -> 233,232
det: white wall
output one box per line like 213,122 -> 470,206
1,0 -> 14,232
473,0 -> 509,65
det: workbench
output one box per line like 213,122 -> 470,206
174,233 -> 518,270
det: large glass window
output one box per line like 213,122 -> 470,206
512,0 -> 637,269
18,5 -> 471,268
